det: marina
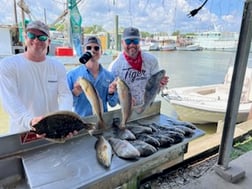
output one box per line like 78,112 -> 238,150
1,50 -> 248,135
0,0 -> 251,188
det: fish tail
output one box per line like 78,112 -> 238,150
97,119 -> 106,130
83,122 -> 97,136
119,122 -> 126,130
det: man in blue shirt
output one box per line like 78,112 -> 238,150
67,36 -> 118,117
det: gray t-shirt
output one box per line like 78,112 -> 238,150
108,51 -> 159,105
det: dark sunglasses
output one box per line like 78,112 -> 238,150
27,32 -> 48,41
125,38 -> 140,45
86,46 -> 100,51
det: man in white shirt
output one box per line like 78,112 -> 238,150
0,21 -> 73,134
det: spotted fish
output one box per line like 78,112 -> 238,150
116,77 -> 132,129
78,77 -> 106,131
31,111 -> 96,143
95,135 -> 113,168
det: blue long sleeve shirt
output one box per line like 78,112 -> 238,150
67,64 -> 118,117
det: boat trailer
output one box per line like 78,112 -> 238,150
0,101 -> 204,189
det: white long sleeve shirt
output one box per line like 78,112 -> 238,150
0,54 -> 73,134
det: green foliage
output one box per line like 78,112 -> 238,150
230,136 -> 252,160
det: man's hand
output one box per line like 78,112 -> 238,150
72,82 -> 83,96
108,80 -> 117,95
160,75 -> 169,87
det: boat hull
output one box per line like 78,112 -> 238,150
170,101 -> 249,124
162,73 -> 252,124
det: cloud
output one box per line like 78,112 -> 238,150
0,0 -> 245,34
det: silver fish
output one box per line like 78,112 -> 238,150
108,137 -> 140,159
78,77 -> 105,130
31,111 -> 96,143
137,69 -> 166,114
116,77 -> 132,129
95,135 -> 113,168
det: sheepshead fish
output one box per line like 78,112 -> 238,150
136,69 -> 166,114
135,133 -> 161,147
31,111 -> 96,143
160,130 -> 185,144
150,133 -> 174,147
116,77 -> 132,129
116,128 -> 136,140
95,135 -> 113,168
172,125 -> 195,137
112,118 -> 136,140
127,124 -> 153,135
166,116 -> 197,130
129,140 -> 157,157
108,137 -> 140,159
78,77 -> 105,130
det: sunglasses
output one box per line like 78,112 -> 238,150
86,46 -> 100,51
27,32 -> 48,41
125,38 -> 140,45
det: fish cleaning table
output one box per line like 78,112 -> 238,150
0,101 -> 204,189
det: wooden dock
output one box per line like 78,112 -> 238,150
185,119 -> 252,159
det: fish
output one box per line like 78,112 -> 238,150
108,137 -> 140,159
116,128 -> 136,140
166,116 -> 197,130
116,77 -> 132,129
78,77 -> 106,130
161,130 -> 185,144
112,117 -> 136,140
135,133 -> 161,147
31,111 -> 96,143
136,69 -> 166,114
151,122 -> 186,135
172,125 -> 195,137
126,124 -> 153,135
95,135 -> 113,168
150,133 -> 174,147
129,140 -> 157,157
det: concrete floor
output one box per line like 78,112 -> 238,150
181,119 -> 252,189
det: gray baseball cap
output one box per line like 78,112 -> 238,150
123,27 -> 140,40
26,21 -> 50,36
84,36 -> 101,47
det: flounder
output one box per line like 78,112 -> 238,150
31,111 -> 96,143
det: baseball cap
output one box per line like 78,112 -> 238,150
84,36 -> 101,47
26,21 -> 50,36
123,27 -> 140,40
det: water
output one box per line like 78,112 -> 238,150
0,50 -> 251,135
150,50 -> 251,135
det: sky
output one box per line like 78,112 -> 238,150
0,0 -> 246,34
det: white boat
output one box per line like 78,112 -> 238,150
159,39 -> 177,51
192,31 -> 239,51
140,39 -> 160,51
162,67 -> 252,124
176,44 -> 203,51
